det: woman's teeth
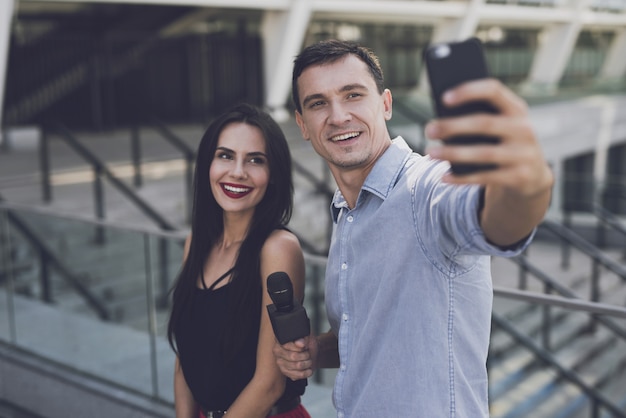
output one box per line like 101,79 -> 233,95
224,185 -> 250,193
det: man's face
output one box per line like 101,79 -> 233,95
294,55 -> 392,174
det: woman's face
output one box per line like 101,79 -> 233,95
209,122 -> 270,217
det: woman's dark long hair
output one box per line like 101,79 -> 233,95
167,103 -> 293,362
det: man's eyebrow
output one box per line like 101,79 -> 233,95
302,93 -> 326,108
340,83 -> 368,92
302,83 -> 369,108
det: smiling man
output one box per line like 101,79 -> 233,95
273,39 -> 553,417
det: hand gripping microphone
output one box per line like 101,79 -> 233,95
266,272 -> 310,345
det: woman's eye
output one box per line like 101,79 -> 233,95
216,152 -> 232,160
249,157 -> 266,165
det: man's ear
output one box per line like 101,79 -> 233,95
383,89 -> 393,121
295,110 -> 310,141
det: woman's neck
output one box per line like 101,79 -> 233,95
220,212 -> 252,248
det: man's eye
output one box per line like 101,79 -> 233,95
309,101 -> 325,109
347,93 -> 361,99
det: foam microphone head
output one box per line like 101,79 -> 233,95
267,272 -> 294,313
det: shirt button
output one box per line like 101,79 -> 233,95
338,413 -> 345,418
340,364 -> 346,371
341,263 -> 347,270
347,215 -> 354,222
342,314 -> 348,321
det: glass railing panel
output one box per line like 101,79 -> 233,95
0,204 -> 185,404
143,232 -> 184,404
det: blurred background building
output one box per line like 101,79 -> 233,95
1,0 -> 625,417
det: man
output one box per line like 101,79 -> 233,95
274,39 -> 553,417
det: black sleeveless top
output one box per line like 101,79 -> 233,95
175,269 -> 306,411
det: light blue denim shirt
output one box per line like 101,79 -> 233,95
325,137 -> 532,418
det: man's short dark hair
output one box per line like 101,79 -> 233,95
291,39 -> 385,113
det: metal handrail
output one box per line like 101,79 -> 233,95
509,254 -> 626,342
0,200 -> 187,240
540,219 -> 626,281
592,203 -> 626,238
494,285 -> 626,318
0,197 -> 110,320
592,203 -> 626,259
12,201 -> 626,321
44,122 -> 178,231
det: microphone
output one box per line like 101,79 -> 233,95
266,272 -> 311,345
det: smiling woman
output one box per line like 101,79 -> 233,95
166,103 -> 311,418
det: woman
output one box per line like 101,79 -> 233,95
167,103 -> 310,418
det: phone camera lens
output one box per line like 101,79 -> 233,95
431,44 -> 451,59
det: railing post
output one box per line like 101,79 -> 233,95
131,126 -> 142,188
39,128 -> 52,203
595,218 -> 606,249
518,250 -> 528,290
158,238 -> 169,309
542,282 -> 552,351
588,259 -> 600,333
561,212 -> 571,270
93,165 -> 105,244
1,128 -> 8,153
591,399 -> 599,418
39,250 -> 52,303
310,262 -> 324,385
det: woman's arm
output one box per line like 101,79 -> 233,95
225,229 -> 306,417
174,356 -> 198,418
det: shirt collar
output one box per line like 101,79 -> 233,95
331,136 -> 414,222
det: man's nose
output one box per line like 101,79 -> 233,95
328,102 -> 351,125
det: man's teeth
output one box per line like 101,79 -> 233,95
332,132 -> 359,142
224,185 -> 250,193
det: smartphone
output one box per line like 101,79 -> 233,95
423,37 -> 499,175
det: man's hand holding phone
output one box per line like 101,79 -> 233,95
423,38 -> 549,196
426,78 -> 545,193
424,37 -> 499,175
424,39 -> 554,248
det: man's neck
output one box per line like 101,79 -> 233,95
331,165 -> 373,210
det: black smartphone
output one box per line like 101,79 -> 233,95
423,37 -> 499,175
